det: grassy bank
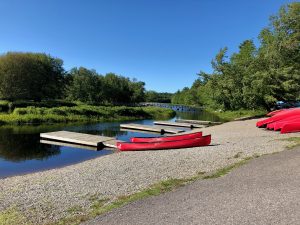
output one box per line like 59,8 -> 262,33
206,109 -> 267,121
0,105 -> 175,126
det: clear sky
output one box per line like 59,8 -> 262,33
0,0 -> 295,92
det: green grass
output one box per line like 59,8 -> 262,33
206,109 -> 267,121
0,105 -> 175,126
0,207 -> 29,225
281,137 -> 300,149
203,156 -> 255,179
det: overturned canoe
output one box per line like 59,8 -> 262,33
273,116 -> 300,131
256,108 -> 300,127
130,131 -> 203,143
266,109 -> 287,117
266,122 -> 276,130
281,123 -> 300,134
117,135 -> 211,151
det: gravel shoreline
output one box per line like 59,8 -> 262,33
0,119 -> 299,224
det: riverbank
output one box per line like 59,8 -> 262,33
206,109 -> 267,121
0,118 -> 299,224
0,105 -> 175,126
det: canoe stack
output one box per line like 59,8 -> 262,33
256,108 -> 300,134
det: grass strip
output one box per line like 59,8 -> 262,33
51,157 -> 256,225
0,105 -> 175,126
205,109 -> 267,121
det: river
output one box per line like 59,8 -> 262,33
0,107 -> 221,178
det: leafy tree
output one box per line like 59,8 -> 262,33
0,52 -> 65,101
145,91 -> 173,103
66,67 -> 104,104
129,79 -> 146,103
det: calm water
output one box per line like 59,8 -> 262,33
0,107 -> 220,178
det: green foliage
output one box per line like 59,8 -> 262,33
65,68 -> 146,104
0,54 -> 147,105
206,109 -> 267,121
145,91 -> 173,103
65,67 -> 104,104
0,100 -> 9,112
172,2 -> 300,111
0,52 -> 65,101
0,105 -> 174,125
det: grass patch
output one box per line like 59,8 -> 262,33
203,157 -> 253,179
206,109 -> 267,121
0,207 -> 29,225
281,137 -> 300,149
0,105 -> 175,126
53,157 -> 257,225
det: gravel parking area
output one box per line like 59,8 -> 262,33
0,118 -> 299,224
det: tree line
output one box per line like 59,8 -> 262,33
0,52 -> 172,104
172,2 -> 300,110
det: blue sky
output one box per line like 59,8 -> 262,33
0,0 -> 295,92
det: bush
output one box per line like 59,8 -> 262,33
0,100 -> 9,112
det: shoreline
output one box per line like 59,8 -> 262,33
1,118 -> 299,224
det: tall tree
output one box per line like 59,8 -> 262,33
0,52 -> 65,101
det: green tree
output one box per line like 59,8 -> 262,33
66,67 -> 104,104
0,52 -> 65,101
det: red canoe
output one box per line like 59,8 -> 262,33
273,116 -> 300,131
266,109 -> 286,117
256,108 -> 300,127
130,132 -> 203,143
281,123 -> 300,134
266,122 -> 276,130
117,135 -> 211,151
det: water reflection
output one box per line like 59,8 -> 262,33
0,132 -> 60,162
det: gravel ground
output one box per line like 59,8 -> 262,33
85,145 -> 300,225
0,119 -> 299,224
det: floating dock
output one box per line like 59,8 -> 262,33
40,131 -> 117,148
120,124 -> 184,134
40,139 -> 100,151
154,121 -> 204,128
175,119 -> 222,125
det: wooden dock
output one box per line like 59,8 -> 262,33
40,139 -> 100,151
175,119 -> 222,125
154,121 -> 204,128
120,124 -> 184,134
40,131 -> 116,147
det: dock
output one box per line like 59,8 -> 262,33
120,124 -> 184,134
175,119 -> 222,125
40,131 -> 116,147
154,121 -> 204,128
40,139 -> 100,151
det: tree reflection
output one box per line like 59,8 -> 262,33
0,132 -> 60,162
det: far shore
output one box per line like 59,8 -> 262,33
1,118 -> 299,224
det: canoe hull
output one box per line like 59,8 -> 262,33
273,117 -> 300,131
281,123 -> 300,134
130,132 -> 203,143
256,109 -> 300,127
117,135 -> 211,151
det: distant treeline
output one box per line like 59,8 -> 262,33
0,52 -> 172,104
172,2 -> 300,110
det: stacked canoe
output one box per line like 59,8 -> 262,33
256,108 -> 300,134
116,131 -> 211,151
